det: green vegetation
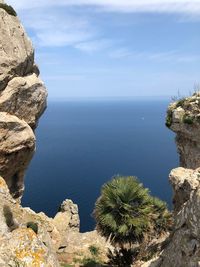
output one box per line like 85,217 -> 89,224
165,110 -> 173,128
175,98 -> 185,108
26,221 -> 38,234
183,114 -> 194,125
0,3 -> 17,16
72,245 -> 102,267
94,176 -> 171,248
89,245 -> 100,257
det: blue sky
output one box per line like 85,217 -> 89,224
7,1 -> 200,99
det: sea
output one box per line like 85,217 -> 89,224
22,99 -> 179,232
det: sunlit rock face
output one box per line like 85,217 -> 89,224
160,167 -> 200,267
0,176 -> 60,266
166,92 -> 200,169
0,4 -> 47,198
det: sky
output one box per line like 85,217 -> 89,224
6,0 -> 200,99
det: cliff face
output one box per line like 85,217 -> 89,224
159,167 -> 200,267
166,93 -> 200,169
0,4 -> 47,199
0,4 -> 109,266
143,94 -> 200,267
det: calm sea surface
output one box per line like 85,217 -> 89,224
22,99 -> 178,232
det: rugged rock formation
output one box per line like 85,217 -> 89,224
53,199 -> 80,234
166,93 -> 200,169
0,7 -> 34,91
0,3 -> 110,266
0,3 -> 47,198
0,176 -> 60,266
0,74 -> 47,129
0,112 -> 35,198
158,167 -> 200,267
141,93 -> 200,267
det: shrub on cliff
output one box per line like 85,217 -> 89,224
0,3 -> 17,16
93,176 -> 171,247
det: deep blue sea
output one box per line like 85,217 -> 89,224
22,99 -> 178,232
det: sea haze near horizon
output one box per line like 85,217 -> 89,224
22,99 -> 178,232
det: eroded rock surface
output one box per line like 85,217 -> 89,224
0,176 -> 60,267
0,112 -> 35,198
0,74 -> 47,128
0,3 -> 47,198
166,92 -> 200,169
140,168 -> 200,267
53,199 -> 80,234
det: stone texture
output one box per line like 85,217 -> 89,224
0,74 -> 47,128
154,168 -> 200,267
0,8 -> 34,91
0,112 -> 35,198
53,199 -> 80,233
167,92 -> 200,169
0,2 -> 47,197
0,176 -> 60,266
58,230 -> 111,265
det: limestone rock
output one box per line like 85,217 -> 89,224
0,228 -> 59,267
169,167 -> 200,211
0,8 -> 34,91
0,112 -> 35,198
0,176 -> 60,266
53,199 -> 80,234
0,74 -> 47,128
166,92 -> 200,169
58,230 -> 111,265
158,168 -> 200,267
0,1 -> 47,197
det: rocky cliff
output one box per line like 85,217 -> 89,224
166,93 -> 200,169
142,94 -> 200,267
0,2 -> 47,199
0,3 -> 110,266
2,1 -> 200,266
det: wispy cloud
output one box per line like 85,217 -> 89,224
7,0 -> 200,15
20,11 -> 95,47
109,49 -> 200,63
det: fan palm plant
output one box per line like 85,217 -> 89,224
93,176 -> 171,248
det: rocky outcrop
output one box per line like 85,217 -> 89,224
0,7 -> 34,91
157,167 -> 200,267
0,112 -> 35,198
0,3 -> 47,198
166,92 -> 200,169
0,74 -> 47,129
141,94 -> 200,267
0,176 -> 60,266
53,199 -> 80,234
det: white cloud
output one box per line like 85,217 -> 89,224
6,0 -> 200,15
20,10 -> 96,47
109,49 -> 200,63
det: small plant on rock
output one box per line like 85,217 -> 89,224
183,114 -> 194,125
0,3 -> 17,16
26,221 -> 38,234
89,245 -> 100,257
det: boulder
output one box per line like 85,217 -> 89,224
0,74 -> 47,128
53,199 -> 80,234
0,112 -> 35,198
0,8 -> 34,91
